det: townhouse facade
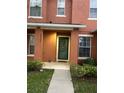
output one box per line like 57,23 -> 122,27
27,0 -> 97,63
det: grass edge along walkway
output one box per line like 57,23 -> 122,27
72,77 -> 97,93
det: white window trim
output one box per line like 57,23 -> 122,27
78,35 -> 93,59
27,34 -> 35,55
28,16 -> 43,19
79,34 -> 93,37
78,57 -> 90,60
57,0 -> 66,16
89,0 -> 97,18
56,15 -> 66,17
29,0 -> 43,18
27,54 -> 34,57
88,18 -> 97,20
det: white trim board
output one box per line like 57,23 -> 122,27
78,57 -> 90,60
28,16 -> 43,19
56,15 -> 66,17
88,18 -> 97,20
79,34 -> 93,37
27,23 -> 86,28
27,54 -> 34,57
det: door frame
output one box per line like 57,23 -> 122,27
56,35 -> 70,62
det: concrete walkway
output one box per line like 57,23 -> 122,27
43,62 -> 70,70
47,69 -> 74,93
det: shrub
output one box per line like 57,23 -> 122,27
70,64 -> 83,77
83,64 -> 97,78
84,58 -> 97,66
70,64 -> 97,78
27,60 -> 43,71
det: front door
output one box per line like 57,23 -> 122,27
57,36 -> 70,61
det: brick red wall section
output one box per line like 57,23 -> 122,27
27,0 -> 96,31
72,0 -> 96,32
91,32 -> 97,60
70,31 -> 79,64
34,28 -> 43,61
27,0 -> 72,23
27,0 -> 97,62
72,0 -> 84,24
47,0 -> 72,23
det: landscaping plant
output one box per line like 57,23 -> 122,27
84,58 -> 97,66
70,63 -> 97,78
70,63 -> 97,93
27,60 -> 43,71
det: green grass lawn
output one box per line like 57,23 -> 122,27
72,78 -> 97,93
70,64 -> 97,93
27,69 -> 54,93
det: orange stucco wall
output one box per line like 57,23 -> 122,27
43,31 -> 57,62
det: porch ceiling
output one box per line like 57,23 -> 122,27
27,23 -> 87,30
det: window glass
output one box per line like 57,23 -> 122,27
90,0 -> 97,18
79,37 -> 91,57
57,0 -> 65,15
27,34 -> 35,55
30,0 -> 42,17
58,0 -> 65,8
79,48 -> 90,57
58,8 -> 64,15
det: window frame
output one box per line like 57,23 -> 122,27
89,0 -> 97,19
78,35 -> 93,59
56,0 -> 66,17
29,0 -> 43,18
27,34 -> 35,56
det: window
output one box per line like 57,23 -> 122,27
79,37 -> 91,58
30,0 -> 42,17
90,0 -> 97,18
57,0 -> 65,15
27,34 -> 35,55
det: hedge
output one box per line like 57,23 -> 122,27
27,60 -> 43,72
70,64 -> 97,78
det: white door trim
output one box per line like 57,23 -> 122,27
56,36 -> 70,62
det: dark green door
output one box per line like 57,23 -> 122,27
58,37 -> 69,60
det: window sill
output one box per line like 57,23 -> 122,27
78,57 -> 90,60
28,16 -> 43,19
56,15 -> 66,17
88,18 -> 97,20
27,54 -> 34,57
79,34 -> 93,37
